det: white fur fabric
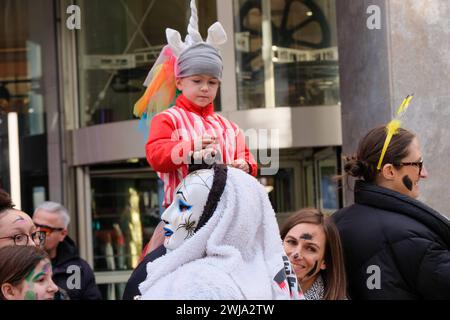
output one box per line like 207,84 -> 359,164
139,167 -> 294,300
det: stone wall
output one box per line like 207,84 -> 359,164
337,0 -> 450,217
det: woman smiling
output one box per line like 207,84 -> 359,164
280,208 -> 348,300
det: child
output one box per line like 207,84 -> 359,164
0,246 -> 58,300
134,0 -> 258,209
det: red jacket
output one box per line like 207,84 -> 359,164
146,94 -> 257,206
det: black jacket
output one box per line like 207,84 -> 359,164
333,180 -> 450,300
122,245 -> 166,300
52,236 -> 102,300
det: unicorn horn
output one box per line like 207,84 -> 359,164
185,0 -> 203,46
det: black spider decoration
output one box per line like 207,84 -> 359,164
177,213 -> 197,240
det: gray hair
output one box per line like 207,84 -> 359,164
34,201 -> 71,228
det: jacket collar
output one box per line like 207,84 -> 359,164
52,236 -> 80,267
176,94 -> 214,117
354,180 -> 450,246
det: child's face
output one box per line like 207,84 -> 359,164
176,75 -> 219,107
4,259 -> 58,300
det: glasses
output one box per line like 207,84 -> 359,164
398,160 -> 424,175
0,231 -> 46,246
34,223 -> 64,235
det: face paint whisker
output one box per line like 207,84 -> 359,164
305,260 -> 319,278
403,175 -> 413,191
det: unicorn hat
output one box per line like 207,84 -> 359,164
134,0 -> 227,120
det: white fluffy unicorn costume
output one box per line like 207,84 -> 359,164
139,165 -> 303,300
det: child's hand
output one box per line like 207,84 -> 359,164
193,134 -> 218,151
191,147 -> 219,166
231,159 -> 250,173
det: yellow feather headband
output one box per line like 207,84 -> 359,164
376,94 -> 414,170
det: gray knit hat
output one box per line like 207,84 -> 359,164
176,43 -> 223,80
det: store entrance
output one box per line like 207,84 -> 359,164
88,166 -> 162,300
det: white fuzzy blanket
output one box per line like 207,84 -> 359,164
139,167 -> 301,300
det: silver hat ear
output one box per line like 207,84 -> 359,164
185,0 -> 203,46
206,22 -> 227,48
166,28 -> 186,57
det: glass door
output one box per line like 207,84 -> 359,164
89,167 -> 162,299
0,0 -> 60,210
313,147 -> 341,214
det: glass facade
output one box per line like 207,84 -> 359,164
233,0 -> 339,109
76,0 -> 219,127
0,0 -> 57,212
90,168 -> 162,272
259,168 -> 295,213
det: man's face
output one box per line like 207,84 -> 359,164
33,209 -> 67,253
161,169 -> 214,251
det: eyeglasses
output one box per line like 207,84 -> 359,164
34,223 -> 64,235
398,160 -> 424,175
0,231 -> 46,246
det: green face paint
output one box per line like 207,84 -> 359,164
22,260 -> 52,300
32,272 -> 46,282
25,269 -> 35,283
24,290 -> 37,300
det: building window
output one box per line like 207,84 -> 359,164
90,170 -> 162,273
259,168 -> 295,213
0,0 -> 57,212
76,0 -> 218,127
233,0 -> 340,109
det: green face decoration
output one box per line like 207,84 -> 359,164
24,290 -> 37,300
23,269 -> 37,300
22,261 -> 52,300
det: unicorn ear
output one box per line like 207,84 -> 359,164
166,28 -> 185,57
206,22 -> 227,47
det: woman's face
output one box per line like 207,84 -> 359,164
390,137 -> 428,199
161,169 -> 214,251
3,259 -> 58,300
0,210 -> 39,248
283,223 -> 326,290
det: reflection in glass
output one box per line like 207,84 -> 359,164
98,282 -> 127,301
125,187 -> 143,268
234,0 -> 340,109
91,172 -> 161,272
260,168 -> 294,213
0,0 -> 53,211
317,157 -> 339,213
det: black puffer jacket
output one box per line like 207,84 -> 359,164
122,245 -> 166,300
333,180 -> 450,300
52,237 -> 102,300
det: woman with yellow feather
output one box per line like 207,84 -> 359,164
333,95 -> 450,299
